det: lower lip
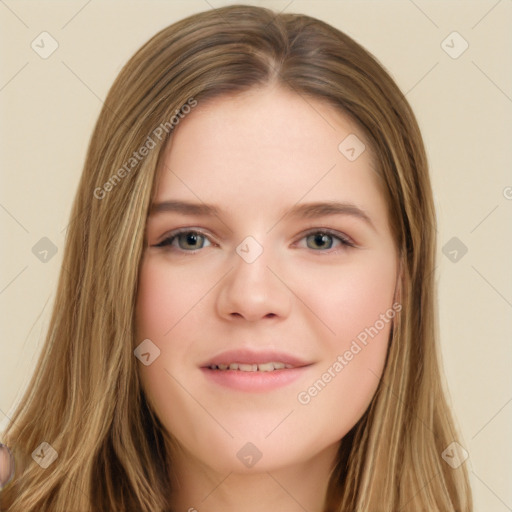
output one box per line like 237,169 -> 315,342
201,366 -> 310,392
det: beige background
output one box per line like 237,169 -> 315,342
1,1 -> 511,509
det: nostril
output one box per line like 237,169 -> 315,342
229,312 -> 277,320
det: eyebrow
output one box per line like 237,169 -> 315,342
149,200 -> 375,230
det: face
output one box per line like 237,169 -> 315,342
136,85 -> 400,475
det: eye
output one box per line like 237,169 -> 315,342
154,229 -> 212,251
152,228 -> 354,254
299,230 -> 355,252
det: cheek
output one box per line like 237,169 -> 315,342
290,251 -> 397,428
136,255 -> 210,340
293,249 -> 398,347
135,256 -> 212,448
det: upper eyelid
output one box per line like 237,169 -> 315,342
156,227 -> 213,242
154,228 -> 213,247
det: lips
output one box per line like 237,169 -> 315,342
200,349 -> 314,393
201,349 -> 310,370
200,349 -> 312,392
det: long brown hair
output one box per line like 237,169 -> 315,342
1,5 -> 472,511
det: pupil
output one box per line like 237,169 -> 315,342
186,233 -> 198,246
316,234 -> 327,247
309,233 -> 332,250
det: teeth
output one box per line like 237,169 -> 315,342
257,362 -> 275,372
209,362 -> 294,372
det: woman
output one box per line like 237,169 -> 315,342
0,4 -> 472,511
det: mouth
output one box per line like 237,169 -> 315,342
200,349 -> 312,392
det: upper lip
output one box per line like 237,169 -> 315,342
201,349 -> 311,369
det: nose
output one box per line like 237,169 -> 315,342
216,243 -> 292,322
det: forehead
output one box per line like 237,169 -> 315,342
153,86 -> 387,227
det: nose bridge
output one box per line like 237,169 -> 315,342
216,234 -> 291,321
235,239 -> 272,285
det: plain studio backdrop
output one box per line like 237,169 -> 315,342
0,1 -> 511,510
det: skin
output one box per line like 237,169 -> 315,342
136,84 -> 400,512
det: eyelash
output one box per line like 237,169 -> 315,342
153,227 -> 356,255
